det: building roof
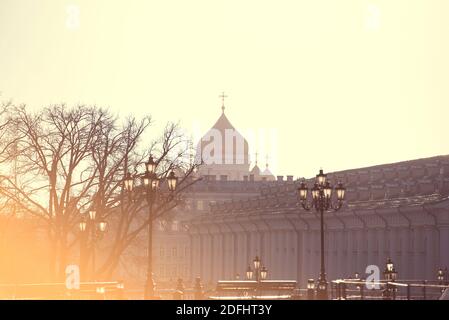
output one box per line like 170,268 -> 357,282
260,163 -> 274,177
250,164 -> 261,175
199,154 -> 449,217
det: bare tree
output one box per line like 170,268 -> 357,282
0,103 -> 200,281
95,122 -> 201,279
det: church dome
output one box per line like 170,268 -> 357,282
260,163 -> 275,181
196,108 -> 249,166
250,164 -> 261,175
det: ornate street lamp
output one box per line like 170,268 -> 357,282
307,279 -> 315,290
438,268 -> 445,293
142,170 -> 159,190
438,268 -> 444,282
253,256 -> 261,270
79,202 -> 108,281
246,266 -> 253,280
437,267 -> 448,291
142,158 -> 159,300
297,169 -> 346,300
167,171 -> 178,192
316,169 -> 326,186
146,155 -> 157,174
89,208 -> 97,221
246,256 -> 268,298
123,156 -> 178,300
260,266 -> 268,280
98,220 -> 107,233
384,258 -> 397,281
383,258 -> 398,300
307,279 -> 315,300
124,172 -> 134,192
79,220 -> 87,232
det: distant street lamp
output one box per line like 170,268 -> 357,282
246,266 -> 254,280
383,258 -> 398,300
307,279 -> 315,300
79,202 -> 108,281
437,268 -> 444,283
260,266 -> 268,281
123,155 -> 178,299
297,169 -> 346,300
437,267 -> 447,289
246,256 -> 268,298
384,258 -> 398,281
124,172 -> 134,194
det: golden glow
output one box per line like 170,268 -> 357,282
0,0 -> 447,300
0,1 -> 448,178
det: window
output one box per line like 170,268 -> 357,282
160,247 -> 165,257
172,247 -> 177,257
197,200 -> 204,210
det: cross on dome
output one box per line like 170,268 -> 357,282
219,92 -> 228,113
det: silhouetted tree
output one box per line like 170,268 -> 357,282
0,104 -> 199,281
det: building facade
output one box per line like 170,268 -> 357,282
153,104 -> 449,289
188,156 -> 449,286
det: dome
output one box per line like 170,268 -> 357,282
260,163 -> 275,181
250,164 -> 261,175
196,110 -> 249,166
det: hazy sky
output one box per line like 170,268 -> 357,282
1,0 -> 448,178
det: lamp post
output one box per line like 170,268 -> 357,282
297,169 -> 346,300
79,219 -> 88,281
437,268 -> 444,283
438,267 -> 447,293
79,205 -> 108,281
383,258 -> 398,300
246,256 -> 268,298
123,155 -> 178,299
307,279 -> 315,300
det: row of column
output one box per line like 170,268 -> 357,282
189,225 -> 446,285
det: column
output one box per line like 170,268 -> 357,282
337,229 -> 345,279
301,229 -> 310,284
366,228 -> 373,268
412,227 -> 422,280
400,228 -> 409,280
289,230 -> 297,280
438,226 -> 449,273
347,229 -> 354,277
264,230 -> 272,277
297,229 -> 304,284
426,227 -> 436,279
378,228 -> 386,275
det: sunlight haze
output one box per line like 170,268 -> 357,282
1,0 -> 448,178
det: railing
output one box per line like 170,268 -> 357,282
331,279 -> 449,300
155,279 -> 302,300
0,281 -> 125,300
4,278 -> 445,300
